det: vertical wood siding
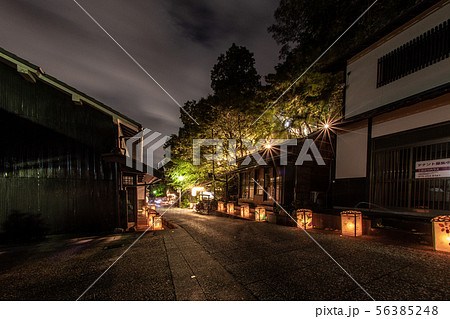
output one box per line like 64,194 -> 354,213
0,61 -> 119,233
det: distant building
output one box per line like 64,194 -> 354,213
0,47 -> 159,234
217,134 -> 334,224
333,0 -> 450,216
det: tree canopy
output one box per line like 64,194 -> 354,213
164,0 -> 421,196
269,0 -> 419,63
211,43 -> 261,102
165,43 -> 269,195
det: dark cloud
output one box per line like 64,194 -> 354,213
165,0 -> 220,45
0,0 -> 280,160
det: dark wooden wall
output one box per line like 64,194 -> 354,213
0,61 -> 119,233
237,136 -> 335,211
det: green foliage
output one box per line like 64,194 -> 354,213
165,43 -> 269,188
261,0 -> 416,136
181,197 -> 190,208
165,159 -> 204,191
269,0 -> 418,62
211,43 -> 261,102
262,69 -> 344,137
166,2 -> 415,190
148,183 -> 166,197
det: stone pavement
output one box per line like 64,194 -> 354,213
0,208 -> 448,300
161,209 -> 449,301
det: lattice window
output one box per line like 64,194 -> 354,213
377,19 -> 449,88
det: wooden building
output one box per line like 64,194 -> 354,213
333,0 -> 450,217
222,135 -> 334,220
0,47 -> 159,234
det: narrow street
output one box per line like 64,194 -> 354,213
0,208 -> 448,301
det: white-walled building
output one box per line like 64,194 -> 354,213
333,0 -> 450,216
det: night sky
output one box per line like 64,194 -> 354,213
0,0 -> 280,138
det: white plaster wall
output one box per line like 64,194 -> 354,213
345,3 -> 450,119
336,127 -> 368,179
372,103 -> 450,137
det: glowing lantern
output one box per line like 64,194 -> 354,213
147,209 -> 157,223
148,210 -> 163,230
341,210 -> 362,236
240,204 -> 250,218
227,202 -> 235,214
150,204 -> 156,210
296,209 -> 313,229
153,216 -> 163,230
218,201 -> 225,212
255,206 -> 266,222
431,215 -> 450,253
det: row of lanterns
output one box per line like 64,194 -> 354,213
216,202 -> 449,252
142,205 -> 163,230
218,201 -> 359,232
218,201 -> 267,222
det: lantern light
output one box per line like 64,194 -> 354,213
296,209 -> 313,229
217,201 -> 225,212
241,204 -> 250,219
152,216 -> 163,230
340,210 -> 362,236
431,215 -> 450,252
255,206 -> 266,222
147,209 -> 163,230
227,202 -> 235,215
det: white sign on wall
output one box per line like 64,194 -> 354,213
415,158 -> 450,179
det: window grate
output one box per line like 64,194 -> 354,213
123,175 -> 134,185
371,141 -> 450,212
376,19 -> 450,88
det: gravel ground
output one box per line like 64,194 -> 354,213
0,208 -> 448,300
161,209 -> 449,301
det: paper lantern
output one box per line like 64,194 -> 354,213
431,215 -> 450,252
149,213 -> 163,230
255,206 -> 266,222
227,202 -> 234,214
218,201 -> 225,212
340,210 -> 362,236
150,204 -> 156,210
153,216 -> 163,230
240,204 -> 250,218
296,209 -> 313,229
147,209 -> 157,223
